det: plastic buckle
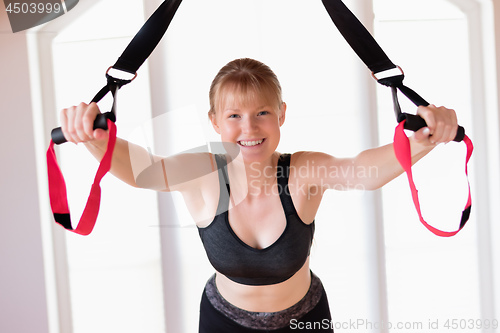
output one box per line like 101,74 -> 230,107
106,66 -> 138,83
371,65 -> 404,82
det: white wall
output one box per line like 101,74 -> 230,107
0,4 -> 49,333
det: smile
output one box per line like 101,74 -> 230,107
238,139 -> 265,147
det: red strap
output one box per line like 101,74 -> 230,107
393,120 -> 473,237
46,119 -> 117,236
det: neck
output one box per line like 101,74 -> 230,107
229,152 -> 280,197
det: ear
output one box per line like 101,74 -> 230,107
210,112 -> 221,134
279,102 -> 287,127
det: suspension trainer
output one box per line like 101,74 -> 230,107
47,0 -> 473,236
47,0 -> 184,235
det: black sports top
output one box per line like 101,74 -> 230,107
197,154 -> 315,286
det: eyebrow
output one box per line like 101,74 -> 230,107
223,106 -> 270,113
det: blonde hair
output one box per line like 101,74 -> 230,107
208,58 -> 283,117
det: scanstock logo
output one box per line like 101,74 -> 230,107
4,0 -> 79,33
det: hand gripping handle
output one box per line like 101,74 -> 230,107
50,112 -> 116,145
400,113 -> 465,142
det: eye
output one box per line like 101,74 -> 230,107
228,114 -> 240,119
258,111 -> 270,116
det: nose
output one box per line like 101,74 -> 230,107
241,115 -> 258,133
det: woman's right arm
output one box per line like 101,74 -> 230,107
60,102 -> 146,188
60,102 -> 216,192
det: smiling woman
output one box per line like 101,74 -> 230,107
20,0 -> 500,332
59,48 -> 459,333
208,65 -> 285,163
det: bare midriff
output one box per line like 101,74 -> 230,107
214,257 -> 311,312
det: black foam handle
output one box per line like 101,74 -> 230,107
401,113 -> 465,142
51,112 -> 115,145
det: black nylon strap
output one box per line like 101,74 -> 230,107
48,0 -> 184,233
101,0 -> 183,113
321,0 -> 427,119
113,0 -> 183,74
49,0 -> 183,145
322,0 -> 472,237
321,0 -> 469,142
95,0 -> 183,107
321,0 -> 429,107
321,0 -> 396,74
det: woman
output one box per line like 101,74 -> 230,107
60,58 -> 458,332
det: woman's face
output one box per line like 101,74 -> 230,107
210,89 -> 286,163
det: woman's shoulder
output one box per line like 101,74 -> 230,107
286,151 -> 346,185
155,152 -> 217,192
288,151 -> 339,168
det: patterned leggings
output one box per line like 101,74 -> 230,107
198,272 -> 334,332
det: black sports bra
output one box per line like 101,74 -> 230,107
197,154 -> 315,286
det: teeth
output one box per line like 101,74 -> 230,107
239,139 -> 264,147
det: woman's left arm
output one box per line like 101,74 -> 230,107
350,104 -> 458,190
302,105 -> 459,192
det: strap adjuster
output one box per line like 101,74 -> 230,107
106,66 -> 137,87
371,65 -> 404,82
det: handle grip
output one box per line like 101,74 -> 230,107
400,113 -> 465,142
51,112 -> 116,145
